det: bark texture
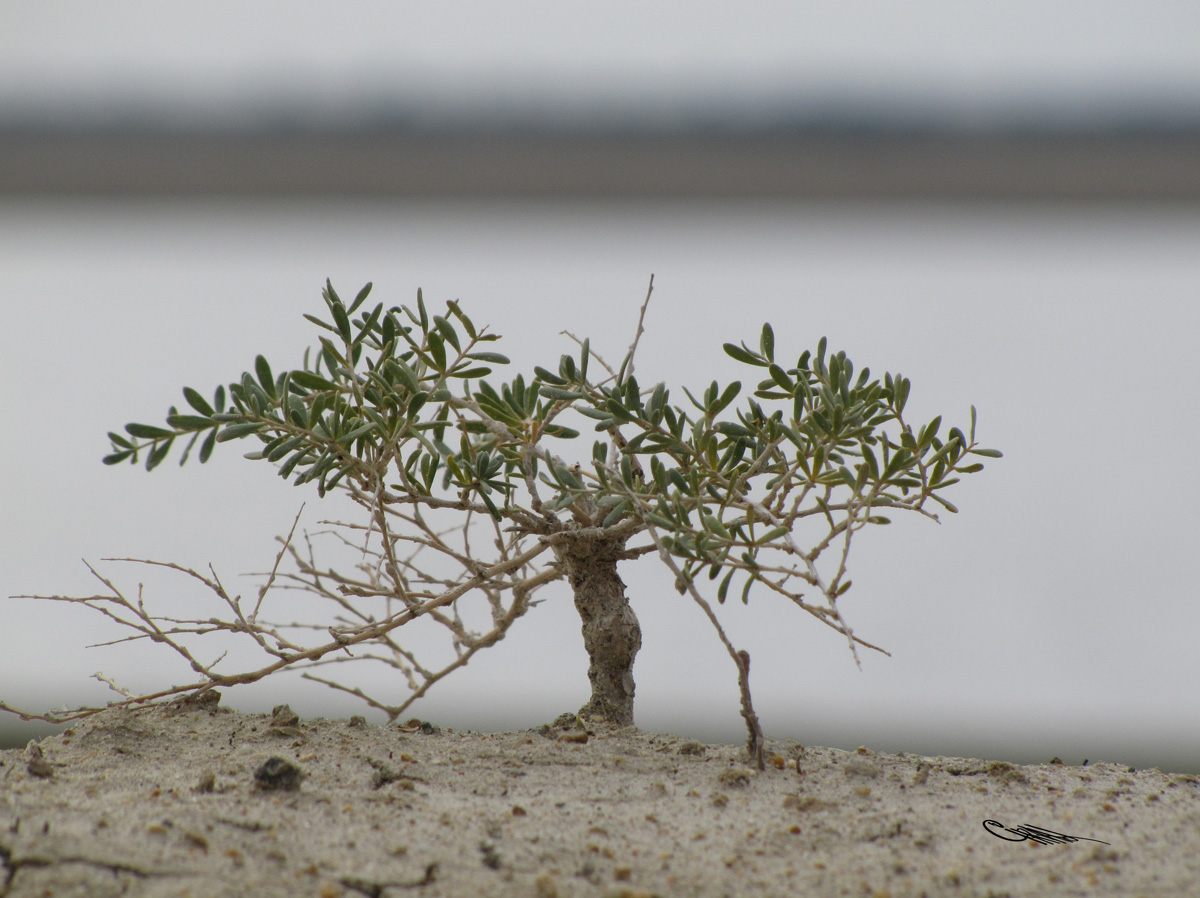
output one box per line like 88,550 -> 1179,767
557,535 -> 641,726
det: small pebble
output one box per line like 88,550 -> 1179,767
717,767 -> 756,788
270,704 -> 301,728
842,758 -> 880,779
25,742 -> 54,779
254,757 -> 303,791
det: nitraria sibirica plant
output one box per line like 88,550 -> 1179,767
5,278 -> 999,768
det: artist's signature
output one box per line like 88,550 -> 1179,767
983,820 -> 1110,846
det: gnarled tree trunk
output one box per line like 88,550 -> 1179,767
556,534 -> 641,726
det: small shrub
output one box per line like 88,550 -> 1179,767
6,278 -> 999,767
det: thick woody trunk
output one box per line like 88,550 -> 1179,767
557,535 -> 641,726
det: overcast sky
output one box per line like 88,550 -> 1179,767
4,1 -> 1200,128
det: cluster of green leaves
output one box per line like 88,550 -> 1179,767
109,283 -> 493,487
107,282 -> 998,609
523,322 -> 1000,604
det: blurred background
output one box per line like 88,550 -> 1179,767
3,1 -> 1199,772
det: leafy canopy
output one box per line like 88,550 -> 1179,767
106,280 -> 999,652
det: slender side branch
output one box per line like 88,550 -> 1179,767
639,518 -> 765,770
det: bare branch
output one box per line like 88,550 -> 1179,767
254,504 -> 305,621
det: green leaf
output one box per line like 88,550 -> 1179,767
541,386 -> 582,402
182,387 -> 215,416
854,463 -> 870,491
416,288 -> 428,329
239,373 -> 270,413
348,282 -> 373,314
970,448 -> 1004,458
560,354 -> 577,381
714,422 -> 755,438
406,392 -> 428,420
181,429 -> 206,465
446,299 -> 477,340
702,514 -> 730,538
534,366 -> 568,385
924,439 -> 961,469
277,447 -> 309,478
125,423 -> 173,440
165,414 -> 215,431
768,364 -> 792,392
323,279 -> 342,306
760,323 -> 775,362
554,464 -> 583,490
722,343 -> 765,366
883,447 -> 913,479
862,443 -> 880,480
574,405 -> 612,421
145,439 -> 173,471
198,428 -> 218,463
427,332 -> 447,370
216,422 -> 266,442
266,435 -> 306,463
302,313 -> 338,334
449,366 -> 492,379
103,450 -> 134,465
601,499 -> 629,528
339,421 -> 378,446
107,431 -> 133,449
255,355 -> 276,399
717,568 -> 735,604
317,337 -> 346,369
467,352 -> 510,365
894,376 -> 910,414
667,468 -> 691,494
389,359 -> 420,393
930,493 -> 959,513
647,382 -> 667,419
709,381 -> 742,417
755,525 -> 790,543
620,454 -> 634,487
918,415 -> 941,450
354,303 -> 383,346
433,315 -> 461,352
479,490 -> 502,521
331,301 -> 352,344
291,370 -> 338,392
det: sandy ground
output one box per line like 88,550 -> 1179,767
2,699 -> 1197,898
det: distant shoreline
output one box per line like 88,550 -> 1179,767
4,131 -> 1199,199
